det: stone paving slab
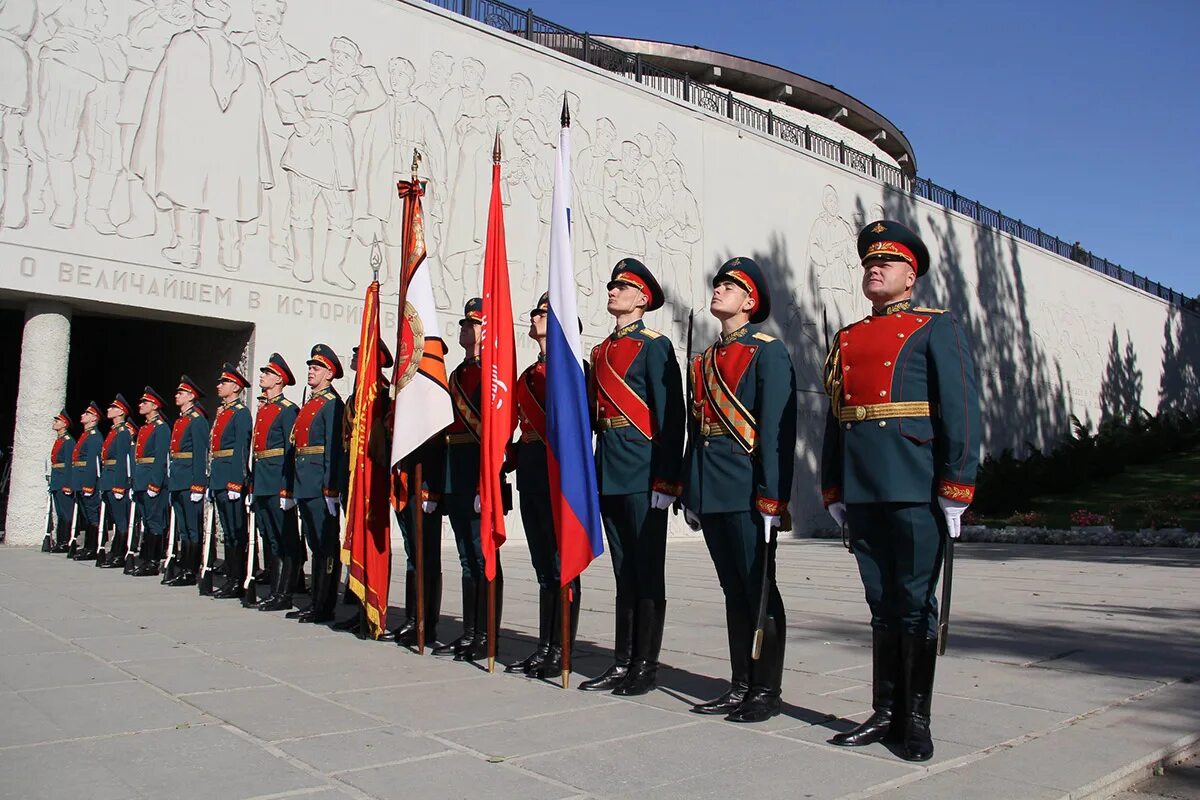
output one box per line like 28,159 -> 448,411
0,541 -> 1197,800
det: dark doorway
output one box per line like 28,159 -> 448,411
0,308 -> 24,525
66,313 -> 253,423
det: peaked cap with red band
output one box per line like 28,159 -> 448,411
177,375 -> 205,398
307,343 -> 344,379
108,393 -> 131,416
857,219 -> 931,277
713,256 -> 771,324
607,258 -> 664,312
259,352 -> 296,386
459,297 -> 484,326
218,362 -> 250,390
82,400 -> 102,418
54,409 -> 71,426
141,386 -> 167,409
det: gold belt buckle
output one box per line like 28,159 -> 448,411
855,406 -> 867,421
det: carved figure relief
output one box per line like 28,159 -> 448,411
0,0 -> 36,231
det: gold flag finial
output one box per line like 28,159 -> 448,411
410,149 -> 421,182
493,130 -> 502,163
560,92 -> 570,128
369,236 -> 382,283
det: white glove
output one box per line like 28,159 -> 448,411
473,494 -> 481,514
189,491 -> 203,503
146,488 -> 158,498
281,497 -> 297,511
227,489 -> 241,501
828,501 -> 847,528
82,488 -> 94,497
422,500 -> 438,514
683,508 -> 701,531
247,493 -> 254,504
650,491 -> 674,510
938,497 -> 969,540
762,515 -> 781,540
325,496 -> 339,517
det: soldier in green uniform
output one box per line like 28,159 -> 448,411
285,344 -> 346,624
48,411 -> 76,553
210,364 -> 253,599
581,260 -> 684,696
822,220 -> 981,761
253,354 -> 302,610
506,292 -> 581,678
70,401 -> 103,560
98,395 -> 136,566
166,378 -> 210,586
681,258 -> 797,723
432,298 -> 505,663
131,388 -> 170,576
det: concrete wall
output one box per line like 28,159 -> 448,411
2,0 -> 1197,542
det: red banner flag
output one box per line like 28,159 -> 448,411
480,140 -> 516,582
343,279 -> 393,639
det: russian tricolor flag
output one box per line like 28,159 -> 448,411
545,101 -> 603,587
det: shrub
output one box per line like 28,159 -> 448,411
1004,510 -> 1047,527
1070,509 -> 1110,527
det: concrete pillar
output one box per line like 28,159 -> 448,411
5,302 -> 71,546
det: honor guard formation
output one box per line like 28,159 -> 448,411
41,220 -> 979,761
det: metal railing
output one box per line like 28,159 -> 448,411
424,0 -> 1191,309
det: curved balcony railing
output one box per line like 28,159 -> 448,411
424,0 -> 1192,309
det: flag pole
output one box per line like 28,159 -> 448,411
560,585 -> 570,688
399,149 -> 426,655
487,130 -> 502,676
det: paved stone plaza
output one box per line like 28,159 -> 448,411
0,540 -> 1197,800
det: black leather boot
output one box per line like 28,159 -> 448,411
831,628 -> 901,745
289,558 -> 322,620
101,530 -> 126,567
424,571 -> 443,646
74,524 -> 98,561
393,571 -> 418,644
259,556 -> 293,610
693,603 -> 752,715
167,542 -> 197,586
727,610 -> 785,723
580,596 -> 635,691
132,533 -> 159,575
900,634 -> 938,762
309,557 -> 339,623
532,583 -> 580,680
613,598 -> 666,696
433,575 -> 475,656
462,569 -> 502,663
508,587 -> 553,674
213,545 -> 246,598
51,519 -> 71,553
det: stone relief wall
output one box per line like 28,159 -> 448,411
1,0 -> 1195,534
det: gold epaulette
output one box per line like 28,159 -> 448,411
281,398 -> 295,407
912,307 -> 946,314
640,327 -> 662,339
752,332 -> 776,342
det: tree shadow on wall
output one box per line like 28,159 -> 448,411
1100,326 -> 1144,422
1158,306 -> 1200,413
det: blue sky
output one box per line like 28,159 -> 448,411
525,0 -> 1200,296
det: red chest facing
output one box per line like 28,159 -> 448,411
839,313 -> 931,405
254,404 -> 283,451
294,395 -> 328,447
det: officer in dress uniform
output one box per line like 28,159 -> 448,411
132,388 -> 170,576
253,354 -> 302,610
682,258 -> 797,723
48,410 -> 76,553
210,364 -> 253,599
70,402 -> 104,560
581,260 -> 684,695
432,298 -> 504,663
98,395 -> 136,566
821,221 -> 981,762
284,344 -> 346,624
166,377 -> 210,587
505,292 -> 581,678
